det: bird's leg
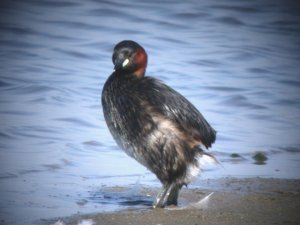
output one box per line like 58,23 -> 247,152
153,183 -> 182,208
164,182 -> 182,206
153,184 -> 170,208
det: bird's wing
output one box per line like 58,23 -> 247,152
102,83 -> 156,149
137,77 -> 216,148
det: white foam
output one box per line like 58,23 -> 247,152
190,192 -> 214,209
53,221 -> 65,225
165,192 -> 214,210
52,219 -> 94,225
77,219 -> 95,225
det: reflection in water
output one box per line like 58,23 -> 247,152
0,0 -> 300,224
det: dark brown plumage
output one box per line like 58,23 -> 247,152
102,40 -> 216,207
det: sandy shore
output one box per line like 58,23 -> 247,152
51,178 -> 300,225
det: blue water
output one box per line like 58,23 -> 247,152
1,0 -> 300,224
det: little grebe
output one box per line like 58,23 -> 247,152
102,40 -> 216,208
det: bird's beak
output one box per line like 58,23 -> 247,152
114,57 -> 130,70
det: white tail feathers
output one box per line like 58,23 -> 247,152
198,153 -> 218,167
184,152 -> 218,184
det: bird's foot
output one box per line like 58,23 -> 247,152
152,183 -> 182,208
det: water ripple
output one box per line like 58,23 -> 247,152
0,39 -> 42,49
0,79 -> 12,88
205,86 -> 245,92
87,8 -> 133,18
8,84 -> 59,95
43,20 -> 106,31
211,4 -> 261,13
212,16 -> 245,26
7,125 -> 67,142
221,95 -> 267,110
0,172 -> 18,179
54,117 -> 98,128
29,0 -> 81,8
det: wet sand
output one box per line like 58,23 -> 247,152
51,178 -> 300,225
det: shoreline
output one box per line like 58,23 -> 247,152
48,177 -> 300,225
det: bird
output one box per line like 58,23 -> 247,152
101,40 -> 216,208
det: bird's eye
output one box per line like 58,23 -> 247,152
122,49 -> 134,58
